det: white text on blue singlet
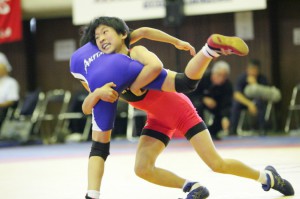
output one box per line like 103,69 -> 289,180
84,51 -> 104,74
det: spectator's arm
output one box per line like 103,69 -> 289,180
235,91 -> 257,115
234,91 -> 253,107
0,100 -> 15,108
233,74 -> 253,107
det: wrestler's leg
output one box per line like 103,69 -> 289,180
134,134 -> 185,188
86,130 -> 111,199
162,34 -> 248,92
188,128 -> 294,196
161,51 -> 211,92
189,129 -> 259,179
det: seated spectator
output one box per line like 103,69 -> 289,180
230,59 -> 274,135
188,60 -> 233,140
0,52 -> 20,128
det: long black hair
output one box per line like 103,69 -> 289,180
79,16 -> 131,48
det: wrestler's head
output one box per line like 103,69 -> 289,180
79,26 -> 91,47
83,16 -> 130,54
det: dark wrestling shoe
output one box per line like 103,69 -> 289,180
85,194 -> 95,199
262,165 -> 294,196
183,182 -> 209,199
207,34 -> 249,56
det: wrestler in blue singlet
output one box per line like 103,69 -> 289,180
70,42 -> 167,132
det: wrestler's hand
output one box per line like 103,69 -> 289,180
95,82 -> 118,103
174,40 -> 196,56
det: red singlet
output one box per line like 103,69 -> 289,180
129,90 -> 203,139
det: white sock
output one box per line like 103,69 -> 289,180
182,180 -> 201,191
257,171 -> 268,185
201,44 -> 220,58
87,190 -> 100,199
191,182 -> 201,191
265,170 -> 275,187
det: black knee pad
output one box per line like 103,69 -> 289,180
175,73 -> 200,93
89,141 -> 110,161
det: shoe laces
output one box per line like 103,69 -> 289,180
274,175 -> 286,188
191,188 -> 204,199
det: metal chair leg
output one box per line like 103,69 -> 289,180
126,104 -> 135,141
237,110 -> 246,136
285,110 -> 293,133
82,116 -> 92,141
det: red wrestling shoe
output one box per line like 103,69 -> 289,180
207,34 -> 249,56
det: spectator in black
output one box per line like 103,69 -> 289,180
188,60 -> 233,140
230,59 -> 268,135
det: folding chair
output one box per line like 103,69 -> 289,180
0,102 -> 18,139
284,83 -> 300,133
237,101 -> 276,136
57,91 -> 92,142
34,89 -> 71,144
0,89 -> 45,142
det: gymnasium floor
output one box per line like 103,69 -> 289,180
0,135 -> 299,199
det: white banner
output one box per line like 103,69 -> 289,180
72,0 -> 267,25
234,11 -> 254,40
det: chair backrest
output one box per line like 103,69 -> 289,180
0,101 -> 18,122
20,89 -> 41,115
67,91 -> 88,113
12,89 -> 45,122
39,89 -> 71,117
290,83 -> 300,106
0,91 -> 43,141
20,89 -> 43,114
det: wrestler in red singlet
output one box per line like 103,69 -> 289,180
121,89 -> 207,145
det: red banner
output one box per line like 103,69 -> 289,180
0,0 -> 22,44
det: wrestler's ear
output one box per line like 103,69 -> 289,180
121,32 -> 128,40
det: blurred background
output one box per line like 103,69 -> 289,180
0,0 -> 300,145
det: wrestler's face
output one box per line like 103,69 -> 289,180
95,25 -> 127,54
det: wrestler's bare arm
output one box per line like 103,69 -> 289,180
130,27 -> 196,56
81,81 -> 118,115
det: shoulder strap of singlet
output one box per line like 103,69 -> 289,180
127,49 -> 131,57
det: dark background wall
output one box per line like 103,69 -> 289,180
1,0 -> 299,129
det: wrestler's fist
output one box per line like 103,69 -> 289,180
96,82 -> 118,103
